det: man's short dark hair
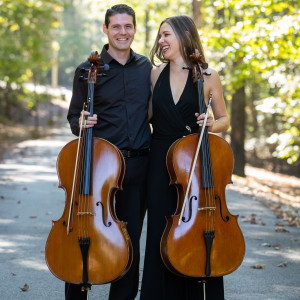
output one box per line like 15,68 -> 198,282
105,4 -> 136,28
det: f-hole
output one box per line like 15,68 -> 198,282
182,196 -> 197,223
215,195 -> 229,222
96,202 -> 112,227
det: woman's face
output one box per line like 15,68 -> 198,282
158,22 -> 180,61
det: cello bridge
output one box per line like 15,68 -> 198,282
198,207 -> 216,211
77,212 -> 96,216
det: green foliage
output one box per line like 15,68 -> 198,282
0,0 -> 63,120
0,0 -> 63,84
201,1 -> 300,168
56,0 -> 106,86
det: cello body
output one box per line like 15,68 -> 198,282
161,133 -> 245,278
45,138 -> 132,284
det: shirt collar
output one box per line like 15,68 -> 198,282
100,44 -> 136,65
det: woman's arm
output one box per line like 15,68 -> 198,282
197,68 -> 229,133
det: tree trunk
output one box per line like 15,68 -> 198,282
144,7 -> 150,55
231,85 -> 246,176
192,0 -> 202,28
249,87 -> 258,160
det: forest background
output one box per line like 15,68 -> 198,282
0,0 -> 299,178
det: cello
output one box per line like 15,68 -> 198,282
45,51 -> 133,290
160,50 -> 245,282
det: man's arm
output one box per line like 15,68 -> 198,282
67,64 -> 89,136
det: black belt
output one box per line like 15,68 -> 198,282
120,148 -> 149,158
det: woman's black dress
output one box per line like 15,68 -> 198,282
140,64 -> 224,300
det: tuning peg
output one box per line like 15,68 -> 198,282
100,64 -> 109,71
80,68 -> 90,73
79,76 -> 87,82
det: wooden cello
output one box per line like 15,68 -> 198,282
160,50 -> 245,279
45,51 -> 132,289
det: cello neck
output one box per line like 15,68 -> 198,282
80,52 -> 101,195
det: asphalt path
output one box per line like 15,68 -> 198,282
0,124 -> 299,300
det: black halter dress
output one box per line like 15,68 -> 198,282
140,63 -> 224,300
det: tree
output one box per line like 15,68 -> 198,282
0,0 -> 63,121
201,0 -> 300,175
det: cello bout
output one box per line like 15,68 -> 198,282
161,133 -> 245,278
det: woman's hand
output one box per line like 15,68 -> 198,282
79,111 -> 98,129
195,112 -> 213,131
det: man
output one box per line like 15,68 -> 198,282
66,4 -> 151,300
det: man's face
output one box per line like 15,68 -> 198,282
103,13 -> 136,53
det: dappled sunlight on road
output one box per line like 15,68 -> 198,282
0,238 -> 17,253
249,247 -> 300,262
0,234 -> 41,254
278,248 -> 300,262
0,162 -> 58,183
16,139 -> 68,149
15,258 -> 48,271
0,127 -> 73,186
0,218 -> 16,225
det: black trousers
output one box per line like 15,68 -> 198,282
65,155 -> 148,300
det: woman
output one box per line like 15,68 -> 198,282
140,16 -> 229,299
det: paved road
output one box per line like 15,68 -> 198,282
0,125 -> 299,299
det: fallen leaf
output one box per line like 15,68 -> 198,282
261,222 -> 266,226
30,216 -> 37,219
251,213 -> 257,217
241,218 -> 250,223
251,264 -> 266,269
277,262 -> 287,267
261,243 -> 281,250
275,227 -> 290,233
20,284 -> 29,292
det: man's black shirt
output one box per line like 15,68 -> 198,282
67,45 -> 151,150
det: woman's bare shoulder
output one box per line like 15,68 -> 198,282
203,68 -> 222,85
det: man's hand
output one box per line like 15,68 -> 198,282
79,111 -> 98,129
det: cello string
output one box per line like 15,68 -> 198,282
201,134 -> 209,232
201,92 -> 213,232
82,82 -> 93,238
204,132 -> 212,232
203,131 -> 212,232
85,82 -> 95,238
78,118 -> 86,238
80,117 -> 89,239
78,115 -> 87,239
197,77 -> 208,231
204,95 -> 215,232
